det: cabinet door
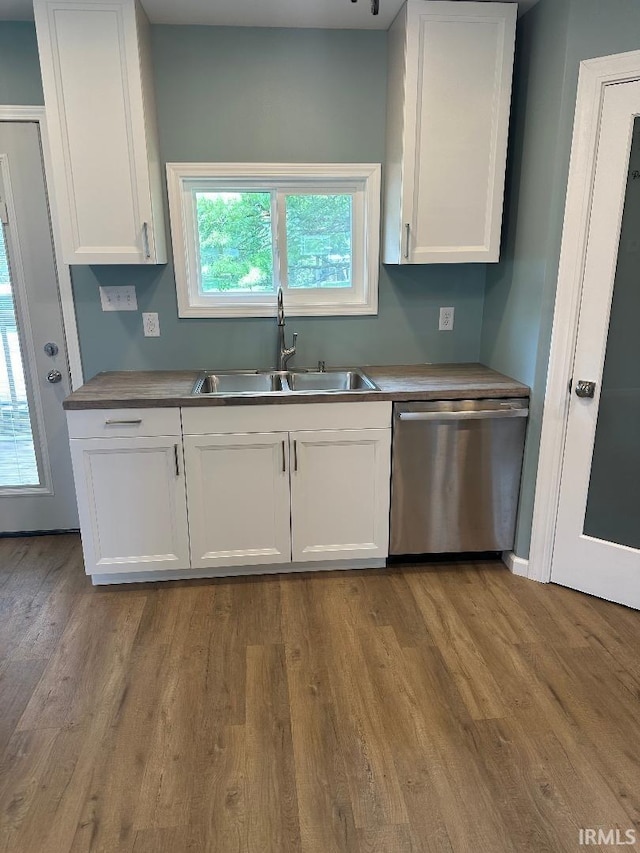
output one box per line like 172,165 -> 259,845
290,429 -> 391,563
385,1 -> 516,264
70,436 -> 189,576
33,0 -> 166,264
184,433 -> 292,569
407,1 -> 515,263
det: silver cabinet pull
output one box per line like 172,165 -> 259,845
281,440 -> 286,473
104,418 -> 142,425
174,443 -> 180,477
47,370 -> 62,383
404,223 -> 410,259
142,221 -> 151,260
293,439 -> 298,472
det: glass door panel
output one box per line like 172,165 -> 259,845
583,117 -> 640,548
0,220 -> 40,487
0,121 -> 76,532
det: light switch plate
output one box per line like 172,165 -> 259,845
99,285 -> 138,312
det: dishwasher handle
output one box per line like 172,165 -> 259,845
397,408 -> 528,422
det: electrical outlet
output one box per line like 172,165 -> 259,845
439,306 -> 455,331
99,285 -> 137,312
143,312 -> 160,337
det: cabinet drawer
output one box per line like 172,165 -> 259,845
67,408 -> 181,439
181,402 -> 392,435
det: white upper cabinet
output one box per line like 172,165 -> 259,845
34,0 -> 166,265
383,1 -> 517,264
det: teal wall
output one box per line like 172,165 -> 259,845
72,263 -> 484,378
480,0 -> 571,558
480,0 -> 571,388
69,25 -> 486,378
481,0 -> 640,558
0,22 -> 44,105
0,22 -> 486,379
153,26 -> 387,164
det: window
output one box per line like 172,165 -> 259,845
166,163 -> 381,317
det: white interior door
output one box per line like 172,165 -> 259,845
0,121 -> 77,533
552,81 -> 640,608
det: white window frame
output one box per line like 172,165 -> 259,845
166,163 -> 381,318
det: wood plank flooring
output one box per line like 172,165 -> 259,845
1,534 -> 639,852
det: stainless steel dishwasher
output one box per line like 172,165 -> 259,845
390,398 -> 528,555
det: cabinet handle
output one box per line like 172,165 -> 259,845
281,440 -> 286,473
104,418 -> 142,425
293,439 -> 298,472
174,443 -> 180,477
404,223 -> 410,260
397,409 -> 528,422
142,221 -> 151,260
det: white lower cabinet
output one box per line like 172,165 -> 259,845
184,432 -> 292,569
69,435 -> 190,576
68,402 -> 392,582
182,402 -> 392,574
289,429 -> 391,562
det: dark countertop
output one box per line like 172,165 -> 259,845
62,364 -> 530,410
364,363 -> 529,399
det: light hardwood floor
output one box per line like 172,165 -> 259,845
1,534 -> 639,853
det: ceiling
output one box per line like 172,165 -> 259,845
0,0 -> 541,29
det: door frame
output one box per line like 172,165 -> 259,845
528,50 -> 640,584
0,104 -> 83,390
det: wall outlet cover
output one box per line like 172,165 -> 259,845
143,312 -> 160,337
439,306 -> 455,331
99,285 -> 138,312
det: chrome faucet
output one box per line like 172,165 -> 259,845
277,286 -> 297,370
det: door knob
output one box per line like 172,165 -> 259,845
575,380 -> 596,398
47,369 -> 62,384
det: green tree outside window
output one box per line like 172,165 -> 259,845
196,191 -> 352,293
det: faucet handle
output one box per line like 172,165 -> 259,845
292,332 -> 298,348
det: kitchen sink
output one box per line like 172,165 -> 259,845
193,371 -> 285,394
286,370 -> 377,392
192,368 -> 378,395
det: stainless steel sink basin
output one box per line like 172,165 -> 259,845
192,368 -> 378,395
286,370 -> 377,392
193,371 -> 285,394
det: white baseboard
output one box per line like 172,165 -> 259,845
502,550 -> 530,578
91,557 -> 387,586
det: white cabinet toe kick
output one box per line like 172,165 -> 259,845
66,402 -> 392,584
